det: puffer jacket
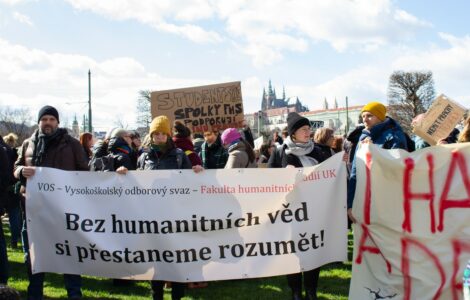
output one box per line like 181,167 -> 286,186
137,141 -> 192,170
347,117 -> 408,208
225,141 -> 257,169
108,137 -> 135,170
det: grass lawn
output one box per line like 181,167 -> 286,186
3,220 -> 352,299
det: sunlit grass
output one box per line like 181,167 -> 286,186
3,221 -> 352,299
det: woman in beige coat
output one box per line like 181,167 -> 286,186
220,128 -> 257,168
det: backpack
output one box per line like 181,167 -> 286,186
89,153 -> 115,172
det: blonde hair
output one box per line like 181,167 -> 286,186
3,133 -> 18,147
313,128 -> 334,145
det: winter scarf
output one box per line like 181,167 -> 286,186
284,136 -> 318,167
31,128 -> 67,166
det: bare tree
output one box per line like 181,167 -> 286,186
0,106 -> 35,143
114,114 -> 129,129
387,71 -> 435,133
136,90 -> 152,130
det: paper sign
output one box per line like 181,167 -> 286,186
254,136 -> 264,150
412,94 -> 466,145
151,82 -> 244,133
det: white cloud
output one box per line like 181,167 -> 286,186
0,38 -> 239,130
12,11 -> 33,26
219,0 -> 430,64
0,0 -> 29,5
64,0 -> 222,43
291,33 -> 470,111
390,33 -> 470,107
62,0 -> 430,67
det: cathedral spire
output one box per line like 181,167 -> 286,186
261,88 -> 267,110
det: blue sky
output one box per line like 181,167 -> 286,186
1,0 -> 470,130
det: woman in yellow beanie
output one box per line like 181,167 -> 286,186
137,115 -> 202,300
347,101 -> 408,223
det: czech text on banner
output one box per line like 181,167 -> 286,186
26,153 -> 347,282
349,143 -> 470,300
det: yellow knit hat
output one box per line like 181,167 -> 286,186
150,116 -> 172,136
361,102 -> 387,121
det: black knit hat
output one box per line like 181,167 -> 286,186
287,112 -> 310,136
37,105 -> 59,123
173,121 -> 191,138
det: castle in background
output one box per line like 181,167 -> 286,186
245,80 -> 363,137
260,80 -> 308,112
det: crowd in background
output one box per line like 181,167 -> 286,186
0,102 -> 469,300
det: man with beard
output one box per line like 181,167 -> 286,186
14,105 -> 88,300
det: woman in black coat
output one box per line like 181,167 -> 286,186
282,113 -> 325,300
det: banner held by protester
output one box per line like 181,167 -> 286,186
26,153 -> 347,282
349,143 -> 470,300
151,81 -> 244,133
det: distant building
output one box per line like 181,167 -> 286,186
261,80 -> 308,112
71,115 -> 80,138
245,84 -> 365,136
301,105 -> 363,135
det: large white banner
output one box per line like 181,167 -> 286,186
349,143 -> 470,300
26,153 -> 347,282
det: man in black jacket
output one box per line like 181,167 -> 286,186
14,105 -> 88,300
0,135 -> 13,284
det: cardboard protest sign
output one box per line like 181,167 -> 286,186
349,143 -> 470,300
27,154 -> 347,281
412,94 -> 466,145
254,136 -> 264,150
151,82 -> 244,133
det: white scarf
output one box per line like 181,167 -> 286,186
284,136 -> 318,167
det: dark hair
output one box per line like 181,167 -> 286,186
241,138 -> 256,163
260,142 -> 271,159
0,285 -> 20,300
130,131 -> 140,139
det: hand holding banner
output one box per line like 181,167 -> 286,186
26,154 -> 347,282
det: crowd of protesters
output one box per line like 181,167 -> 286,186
0,102 -> 469,300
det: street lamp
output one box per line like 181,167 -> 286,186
258,110 -> 262,137
88,70 -> 92,134
345,96 -> 349,134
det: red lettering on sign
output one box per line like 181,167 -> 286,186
364,152 -> 372,225
438,151 -> 470,232
401,237 -> 445,300
402,154 -> 436,233
355,223 -> 392,273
